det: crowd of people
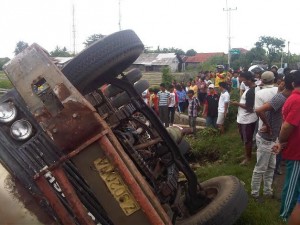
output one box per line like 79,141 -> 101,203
142,65 -> 234,133
141,64 -> 300,224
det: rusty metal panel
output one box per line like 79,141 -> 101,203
3,44 -> 103,152
72,142 -> 153,225
3,44 -> 94,112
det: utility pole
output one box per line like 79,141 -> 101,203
118,0 -> 122,31
72,4 -> 76,55
223,0 -> 237,69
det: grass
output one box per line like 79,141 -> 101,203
0,71 -> 284,224
187,123 -> 285,225
0,70 -> 13,89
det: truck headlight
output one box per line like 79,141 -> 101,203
10,119 -> 33,141
0,102 -> 17,123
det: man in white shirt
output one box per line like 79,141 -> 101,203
251,71 -> 278,201
217,82 -> 230,134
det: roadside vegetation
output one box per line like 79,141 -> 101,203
186,90 -> 285,225
0,71 -> 12,89
187,123 -> 284,225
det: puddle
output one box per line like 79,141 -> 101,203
0,163 -> 56,224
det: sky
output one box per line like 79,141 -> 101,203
1,0 -> 300,58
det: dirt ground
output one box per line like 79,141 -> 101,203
0,164 -> 56,225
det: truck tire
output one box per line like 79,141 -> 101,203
62,30 -> 144,95
176,176 -> 248,225
112,80 -> 149,108
104,68 -> 142,98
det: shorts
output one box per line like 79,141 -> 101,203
238,122 -> 256,143
216,112 -> 225,125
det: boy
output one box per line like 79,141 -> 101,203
202,84 -> 219,128
217,82 -> 230,134
157,83 -> 170,127
187,90 -> 200,134
168,85 -> 178,126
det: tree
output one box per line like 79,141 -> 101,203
50,46 -> 72,57
208,55 -> 227,66
161,66 -> 173,86
83,34 -> 105,47
0,57 -> 10,70
144,46 -> 185,55
14,41 -> 29,55
186,49 -> 197,56
255,36 -> 285,67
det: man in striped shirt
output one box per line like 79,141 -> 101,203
157,83 -> 170,127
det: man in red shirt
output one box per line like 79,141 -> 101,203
273,70 -> 300,221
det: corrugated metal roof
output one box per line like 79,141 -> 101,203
52,57 -> 73,64
133,53 -> 177,66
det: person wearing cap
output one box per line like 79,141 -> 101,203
250,70 -> 278,201
215,65 -> 227,91
254,72 -> 294,183
217,82 -> 230,134
202,84 -> 219,128
231,71 -> 258,165
272,70 -> 300,221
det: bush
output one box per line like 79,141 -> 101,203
161,66 -> 173,86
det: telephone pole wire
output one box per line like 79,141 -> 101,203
223,0 -> 237,69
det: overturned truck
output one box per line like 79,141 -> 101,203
0,30 -> 248,225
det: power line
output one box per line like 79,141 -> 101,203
223,0 -> 237,69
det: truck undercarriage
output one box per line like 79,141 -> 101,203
0,30 -> 248,225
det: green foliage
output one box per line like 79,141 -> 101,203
207,55 -> 227,66
0,71 -> 12,89
0,57 -> 10,70
286,53 -> 300,69
149,85 -> 160,93
14,41 -> 29,55
145,46 -> 185,55
161,66 -> 173,86
50,46 -> 72,57
199,61 -> 216,72
225,88 -> 239,128
186,123 -> 285,225
186,49 -> 197,56
198,127 -> 219,138
83,34 -> 105,47
256,36 -> 285,67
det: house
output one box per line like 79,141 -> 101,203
131,53 -> 183,72
185,52 -> 225,68
52,57 -> 73,69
